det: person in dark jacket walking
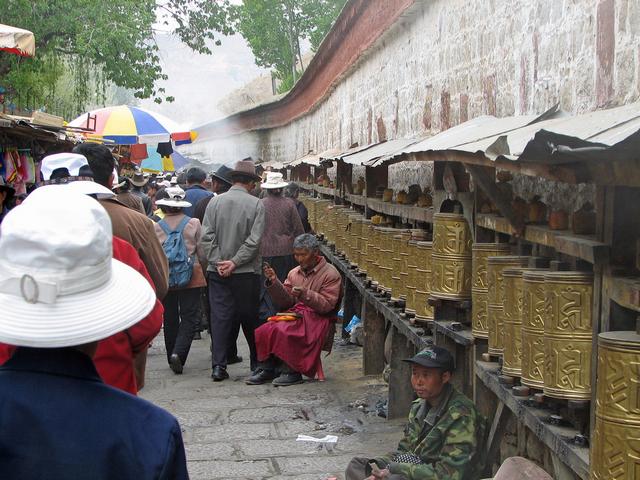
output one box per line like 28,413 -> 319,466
184,167 -> 213,218
285,183 -> 312,232
0,187 -> 188,480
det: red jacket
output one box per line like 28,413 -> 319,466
0,237 -> 163,395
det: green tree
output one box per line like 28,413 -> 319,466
1,0 -> 232,117
231,0 -> 346,94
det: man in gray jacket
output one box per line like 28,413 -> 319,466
200,159 -> 266,381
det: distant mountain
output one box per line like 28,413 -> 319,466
138,33 -> 268,128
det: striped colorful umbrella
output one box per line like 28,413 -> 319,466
68,105 -> 196,145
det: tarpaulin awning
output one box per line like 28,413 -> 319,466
0,24 -> 35,57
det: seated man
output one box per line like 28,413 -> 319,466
346,347 -> 485,480
0,188 -> 188,479
247,233 -> 341,386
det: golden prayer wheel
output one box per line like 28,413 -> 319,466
502,268 -> 544,377
414,268 -> 434,321
521,270 -> 547,389
472,243 -> 512,290
471,288 -> 489,339
486,256 -> 530,356
431,213 -> 471,300
543,271 -> 593,400
591,331 -> 640,480
358,220 -> 372,275
432,212 -> 473,256
471,243 -> 511,339
431,253 -> 472,300
415,241 -> 433,271
404,241 -> 419,315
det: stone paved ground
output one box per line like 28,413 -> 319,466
141,332 -> 404,480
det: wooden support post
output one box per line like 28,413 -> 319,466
342,278 -> 362,339
465,164 -> 525,235
362,299 -> 386,375
388,326 -> 416,419
484,401 -> 512,476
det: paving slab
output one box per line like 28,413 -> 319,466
142,330 -> 403,479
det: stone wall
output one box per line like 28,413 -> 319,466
256,0 -> 638,164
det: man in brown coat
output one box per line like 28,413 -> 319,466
74,143 -> 169,388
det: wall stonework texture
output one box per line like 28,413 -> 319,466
190,0 -> 639,175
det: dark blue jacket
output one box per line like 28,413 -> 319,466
0,347 -> 189,480
183,185 -> 213,218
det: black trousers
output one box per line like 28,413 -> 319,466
162,288 -> 201,365
345,457 -> 408,480
202,286 -> 240,358
208,271 -> 261,371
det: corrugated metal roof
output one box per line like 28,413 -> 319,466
343,137 -> 418,165
288,152 -> 321,167
455,102 -> 640,163
321,143 -> 374,163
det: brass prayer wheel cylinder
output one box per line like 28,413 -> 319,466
521,270 -> 547,389
471,288 -> 489,339
543,271 -> 593,400
472,243 -> 511,290
404,286 -> 417,315
432,212 -> 473,256
390,256 -> 404,300
415,241 -> 433,271
431,253 -> 472,300
414,288 -> 434,321
399,272 -> 409,300
502,268 -> 540,377
591,331 -> 640,480
486,256 -> 529,355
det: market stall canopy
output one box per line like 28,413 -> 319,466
0,24 -> 35,57
260,160 -> 286,170
288,151 -> 322,167
68,105 -> 196,145
319,144 -> 374,165
141,146 -> 189,173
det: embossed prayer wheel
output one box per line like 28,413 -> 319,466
521,270 -> 547,389
432,212 -> 473,256
378,228 -> 398,293
502,268 -> 544,377
471,243 -> 511,339
431,213 -> 472,300
391,233 -> 411,302
414,268 -> 435,322
404,241 -> 419,316
543,271 -> 593,400
486,256 -> 530,356
591,331 -> 640,480
357,219 -> 372,275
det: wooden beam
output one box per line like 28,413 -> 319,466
362,299 -> 386,375
388,327 -> 416,419
484,401 -> 511,475
465,164 -> 525,235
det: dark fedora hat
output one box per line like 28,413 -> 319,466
230,158 -> 261,182
211,165 -> 233,186
130,172 -> 148,187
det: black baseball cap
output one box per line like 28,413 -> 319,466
403,346 -> 455,373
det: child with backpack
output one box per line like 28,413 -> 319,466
154,186 -> 206,374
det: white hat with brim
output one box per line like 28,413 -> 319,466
0,188 -> 155,348
155,185 -> 191,208
40,153 -> 115,199
261,171 -> 289,189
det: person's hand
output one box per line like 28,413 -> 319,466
263,263 -> 276,283
217,260 -> 236,278
372,468 -> 390,479
291,286 -> 306,299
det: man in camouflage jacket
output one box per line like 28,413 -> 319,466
346,347 -> 486,480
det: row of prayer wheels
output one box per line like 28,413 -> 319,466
471,248 -> 594,401
302,197 -> 640,479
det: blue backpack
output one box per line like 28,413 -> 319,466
159,216 -> 194,288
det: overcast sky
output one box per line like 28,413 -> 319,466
138,33 -> 268,129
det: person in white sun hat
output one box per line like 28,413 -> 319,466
0,187 -> 188,479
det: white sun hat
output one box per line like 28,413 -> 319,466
40,152 -> 115,199
0,187 -> 156,348
261,171 -> 289,189
155,186 -> 192,208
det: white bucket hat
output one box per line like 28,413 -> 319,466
40,152 -> 115,199
261,171 -> 289,189
155,186 -> 192,208
0,188 -> 156,348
